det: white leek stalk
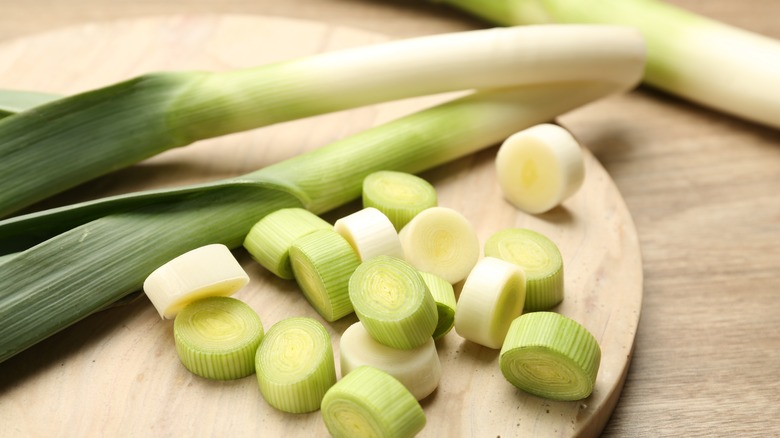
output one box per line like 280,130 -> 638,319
454,257 -> 526,349
340,322 -> 441,401
334,207 -> 404,262
173,296 -> 264,380
500,311 -> 601,401
437,0 -> 780,128
255,317 -> 337,413
321,366 -> 426,438
398,207 -> 480,285
495,123 -> 584,214
143,244 -> 249,319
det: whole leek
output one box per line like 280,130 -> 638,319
0,25 -> 644,217
0,26 -> 645,363
435,0 -> 780,129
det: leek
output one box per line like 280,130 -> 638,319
495,123 -> 585,214
321,366 -> 426,438
398,206 -> 480,284
339,321 -> 441,401
0,26 -> 645,363
361,171 -> 438,231
173,296 -> 264,380
143,243 -> 250,319
435,0 -> 780,128
0,25 -> 644,217
500,311 -> 601,401
255,317 -> 337,413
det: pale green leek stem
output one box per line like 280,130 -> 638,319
438,0 -> 780,128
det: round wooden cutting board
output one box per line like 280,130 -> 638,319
0,15 -> 643,437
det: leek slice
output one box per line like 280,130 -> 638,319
173,296 -> 264,380
417,271 -> 457,340
289,229 -> 361,322
339,322 -> 441,401
243,207 -> 332,279
334,207 -> 404,262
362,171 -> 437,231
500,312 -> 601,401
454,257 -> 526,349
495,123 -> 585,214
321,366 -> 426,438
398,207 -> 480,284
484,228 -> 564,311
255,317 -> 337,413
348,255 -> 437,350
143,244 -> 249,319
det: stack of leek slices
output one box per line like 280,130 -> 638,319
140,160 -> 602,437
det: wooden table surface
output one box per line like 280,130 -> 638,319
1,1 -> 779,436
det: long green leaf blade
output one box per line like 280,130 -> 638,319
0,89 -> 61,119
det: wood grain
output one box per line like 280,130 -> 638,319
0,15 -> 642,437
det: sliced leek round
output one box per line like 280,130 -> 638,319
173,296 -> 264,380
417,271 -> 457,340
398,206 -> 480,284
255,317 -> 337,413
500,312 -> 601,401
143,244 -> 249,319
454,257 -> 526,349
339,321 -> 441,400
243,207 -> 332,279
289,229 -> 361,322
362,170 -> 437,231
485,228 -> 564,311
334,207 -> 404,262
321,365 -> 426,438
348,255 -> 437,350
495,123 -> 585,214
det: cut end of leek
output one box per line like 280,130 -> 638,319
495,123 -> 585,214
243,208 -> 332,279
334,207 -> 404,262
321,366 -> 426,438
143,244 -> 249,319
348,255 -> 438,350
289,229 -> 361,322
173,296 -> 264,380
500,312 -> 601,401
485,228 -> 564,311
417,271 -> 457,340
255,317 -> 337,413
340,321 -> 441,401
362,171 -> 437,231
454,257 -> 526,349
398,206 -> 480,284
